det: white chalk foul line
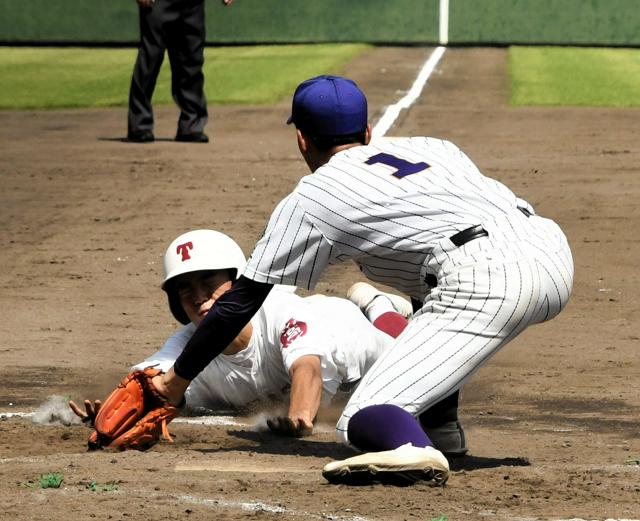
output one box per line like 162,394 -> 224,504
0,411 -> 33,418
512,519 -> 640,521
177,495 -> 373,521
176,496 -> 640,521
372,46 -> 446,139
174,416 -> 246,426
0,410 -> 245,426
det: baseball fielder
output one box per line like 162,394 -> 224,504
71,229 -> 401,439
152,76 -> 574,485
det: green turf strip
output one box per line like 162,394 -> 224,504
0,44 -> 369,110
509,46 -> 640,107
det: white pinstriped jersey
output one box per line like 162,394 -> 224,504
244,137 -> 535,299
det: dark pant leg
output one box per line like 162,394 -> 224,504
419,390 -> 468,456
418,390 -> 460,428
127,4 -> 168,134
167,0 -> 207,135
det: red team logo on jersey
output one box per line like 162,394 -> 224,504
176,241 -> 194,261
280,318 -> 307,348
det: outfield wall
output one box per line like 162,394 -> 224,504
0,0 -> 638,46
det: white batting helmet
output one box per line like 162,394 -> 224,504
162,229 -> 246,324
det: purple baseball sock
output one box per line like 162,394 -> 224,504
347,404 -> 433,452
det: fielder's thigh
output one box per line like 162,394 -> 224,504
525,216 -> 574,324
335,256 -> 542,446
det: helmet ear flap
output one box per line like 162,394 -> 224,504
167,289 -> 190,325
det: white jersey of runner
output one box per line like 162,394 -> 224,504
243,136 -> 574,445
132,289 -> 392,412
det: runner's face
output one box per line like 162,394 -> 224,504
176,270 -> 233,326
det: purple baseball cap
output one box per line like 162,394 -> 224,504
286,75 -> 368,136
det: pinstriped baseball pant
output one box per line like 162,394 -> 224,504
336,216 -> 573,446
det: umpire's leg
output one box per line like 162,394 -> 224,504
127,2 -> 168,136
168,0 -> 208,137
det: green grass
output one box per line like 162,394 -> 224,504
509,46 -> 640,107
0,44 -> 369,110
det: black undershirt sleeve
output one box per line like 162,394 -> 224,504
173,276 -> 273,381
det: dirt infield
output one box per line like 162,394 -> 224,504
1,46 -> 639,520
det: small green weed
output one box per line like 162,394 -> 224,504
624,458 -> 640,465
39,472 -> 64,489
431,516 -> 448,521
86,480 -> 120,492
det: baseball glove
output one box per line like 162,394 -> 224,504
82,367 -> 182,451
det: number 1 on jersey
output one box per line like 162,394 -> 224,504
365,152 -> 429,179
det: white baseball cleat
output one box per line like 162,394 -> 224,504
347,282 -> 413,319
322,443 -> 449,486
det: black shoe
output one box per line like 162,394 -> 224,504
127,130 -> 154,143
423,420 -> 468,458
175,132 -> 209,143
